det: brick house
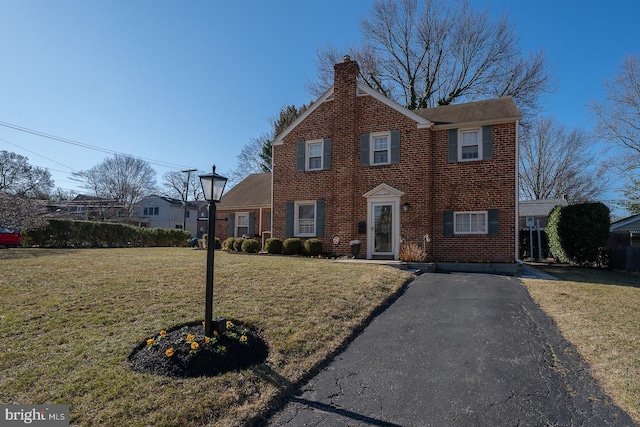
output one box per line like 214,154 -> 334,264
271,57 -> 521,262
213,173 -> 272,242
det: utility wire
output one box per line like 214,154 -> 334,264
0,120 -> 196,171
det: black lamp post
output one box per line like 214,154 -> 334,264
199,165 -> 228,337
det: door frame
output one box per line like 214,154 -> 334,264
363,184 -> 404,260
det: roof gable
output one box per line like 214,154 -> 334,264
611,213 -> 640,231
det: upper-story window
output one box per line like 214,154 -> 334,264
306,140 -> 323,170
297,139 -> 332,172
371,132 -> 390,165
144,207 -> 159,215
460,129 -> 481,160
448,125 -> 494,163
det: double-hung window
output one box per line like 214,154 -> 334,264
144,207 -> 159,216
295,202 -> 316,237
306,141 -> 323,171
454,211 -> 487,234
460,129 -> 481,160
236,213 -> 249,237
371,133 -> 390,165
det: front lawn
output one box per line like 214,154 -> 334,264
521,265 -> 640,424
0,248 -> 413,426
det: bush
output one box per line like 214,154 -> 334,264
233,238 -> 244,252
242,239 -> 261,254
223,237 -> 236,251
304,238 -> 323,256
547,202 -> 610,266
399,242 -> 427,262
264,238 -> 283,254
282,238 -> 303,255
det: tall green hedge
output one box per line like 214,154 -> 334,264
22,219 -> 191,248
546,202 -> 610,265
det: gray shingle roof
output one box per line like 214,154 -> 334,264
519,199 -> 568,217
218,173 -> 271,209
415,97 -> 521,126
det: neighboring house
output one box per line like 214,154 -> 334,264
609,214 -> 640,248
213,173 -> 272,242
45,194 -> 128,221
518,198 -> 568,229
135,195 -> 199,236
271,57 -> 521,262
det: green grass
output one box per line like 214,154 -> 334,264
0,248 -> 413,426
521,265 -> 640,424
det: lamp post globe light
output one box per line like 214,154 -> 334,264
199,165 -> 228,337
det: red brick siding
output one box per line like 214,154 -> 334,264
214,207 -> 271,242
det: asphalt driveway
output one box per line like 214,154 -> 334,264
267,272 -> 635,426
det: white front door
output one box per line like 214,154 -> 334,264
371,202 -> 395,257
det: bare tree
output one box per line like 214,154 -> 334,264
162,170 -> 204,201
589,54 -> 640,173
0,150 -> 54,198
0,192 -> 47,231
309,0 -> 553,120
520,117 -> 606,203
72,154 -> 157,214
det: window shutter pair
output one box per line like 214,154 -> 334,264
227,212 -> 255,237
442,209 -> 499,236
360,130 -> 400,166
297,139 -> 332,171
285,200 -> 325,237
447,125 -> 493,162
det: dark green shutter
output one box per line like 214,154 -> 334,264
360,134 -> 370,166
285,202 -> 294,237
390,130 -> 400,164
443,210 -> 454,236
488,209 -> 499,236
297,142 -> 305,171
448,129 -> 458,163
316,200 -> 325,237
323,138 -> 332,170
248,212 -> 255,235
227,212 -> 235,237
482,125 -> 493,160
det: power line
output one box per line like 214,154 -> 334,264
0,136 -> 78,173
0,120 -> 196,171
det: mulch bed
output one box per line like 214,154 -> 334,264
128,320 -> 269,378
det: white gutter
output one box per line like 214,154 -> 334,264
515,119 -> 520,262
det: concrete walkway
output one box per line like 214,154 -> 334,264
267,272 -> 634,426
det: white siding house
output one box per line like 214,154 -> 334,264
136,195 -> 199,236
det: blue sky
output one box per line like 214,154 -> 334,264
0,1 -> 638,210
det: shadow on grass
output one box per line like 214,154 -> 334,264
0,247 -> 80,260
534,263 -> 640,289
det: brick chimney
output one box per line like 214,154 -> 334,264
332,56 -> 360,244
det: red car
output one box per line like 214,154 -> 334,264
0,227 -> 22,247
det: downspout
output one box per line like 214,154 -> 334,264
515,119 -> 522,265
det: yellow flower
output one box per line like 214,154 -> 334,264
226,320 -> 234,328
159,330 -> 167,337
205,336 -> 211,343
165,348 -> 175,357
146,338 -> 155,346
186,333 -> 195,343
221,346 -> 226,352
239,335 -> 248,343
191,342 -> 200,351
213,330 -> 219,337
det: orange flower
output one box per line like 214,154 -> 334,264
186,333 -> 195,343
205,336 -> 211,343
191,342 -> 200,351
165,348 -> 175,357
146,338 -> 155,346
159,330 -> 167,337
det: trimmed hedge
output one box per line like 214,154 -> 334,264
546,202 -> 610,266
264,238 -> 283,254
22,219 -> 191,248
304,238 -> 323,256
223,237 -> 236,251
242,239 -> 261,254
282,238 -> 303,255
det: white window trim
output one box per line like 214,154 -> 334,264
305,140 -> 323,171
294,201 -> 316,237
235,212 -> 249,237
458,128 -> 482,162
454,211 -> 488,235
370,131 -> 391,166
